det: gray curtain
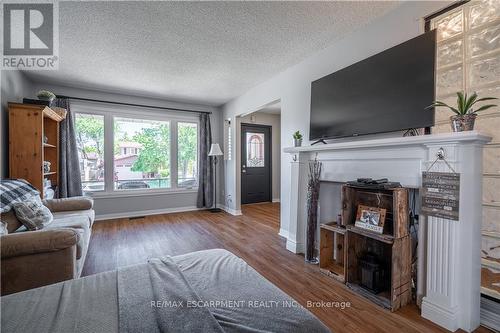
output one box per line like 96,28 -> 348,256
54,98 -> 83,198
196,113 -> 213,208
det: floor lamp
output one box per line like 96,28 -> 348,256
208,143 -> 223,213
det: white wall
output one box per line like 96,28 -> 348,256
239,112 -> 281,201
0,71 -> 34,178
222,1 -> 451,236
28,82 -> 224,218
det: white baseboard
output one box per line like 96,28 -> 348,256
95,206 -> 203,221
421,298 -> 459,332
219,205 -> 242,216
272,198 -> 280,203
278,228 -> 288,238
285,238 -> 304,254
95,203 -> 242,221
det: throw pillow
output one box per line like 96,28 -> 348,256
0,221 -> 8,235
0,211 -> 22,233
0,179 -> 40,214
12,195 -> 53,231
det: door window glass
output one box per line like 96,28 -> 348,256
246,132 -> 265,167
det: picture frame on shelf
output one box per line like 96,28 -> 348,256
355,205 -> 386,234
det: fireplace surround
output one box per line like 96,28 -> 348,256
284,131 -> 491,332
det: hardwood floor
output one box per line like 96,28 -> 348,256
83,203 -> 490,333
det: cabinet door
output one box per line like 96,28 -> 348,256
9,105 -> 44,191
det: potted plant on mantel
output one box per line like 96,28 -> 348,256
427,92 -> 498,132
293,131 -> 303,147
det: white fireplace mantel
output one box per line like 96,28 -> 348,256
283,131 -> 491,332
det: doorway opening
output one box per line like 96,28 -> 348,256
238,101 -> 281,205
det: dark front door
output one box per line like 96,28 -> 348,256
241,123 -> 271,204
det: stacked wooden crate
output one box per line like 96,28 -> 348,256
320,184 -> 411,311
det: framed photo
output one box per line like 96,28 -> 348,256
355,205 -> 387,234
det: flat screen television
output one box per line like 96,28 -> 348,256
309,30 -> 436,141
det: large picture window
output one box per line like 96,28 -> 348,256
75,106 -> 199,194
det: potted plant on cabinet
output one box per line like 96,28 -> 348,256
293,131 -> 303,147
427,92 -> 498,132
36,90 -> 56,103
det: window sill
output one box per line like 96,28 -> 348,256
86,188 -> 199,199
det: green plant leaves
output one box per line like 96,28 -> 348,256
474,104 -> 498,113
457,91 -> 466,115
426,101 -> 460,115
428,92 -> 498,116
463,92 -> 478,114
475,97 -> 498,103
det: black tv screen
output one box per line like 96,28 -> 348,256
310,30 -> 436,140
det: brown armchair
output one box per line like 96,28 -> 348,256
1,196 -> 94,295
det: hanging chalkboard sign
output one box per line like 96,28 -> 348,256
421,172 -> 460,221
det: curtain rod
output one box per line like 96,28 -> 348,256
56,95 -> 212,114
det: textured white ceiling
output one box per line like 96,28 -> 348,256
25,1 -> 400,106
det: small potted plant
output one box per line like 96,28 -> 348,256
36,90 -> 56,102
427,92 -> 497,132
293,131 -> 303,147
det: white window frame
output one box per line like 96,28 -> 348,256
73,101 -> 200,198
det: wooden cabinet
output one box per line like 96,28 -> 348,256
8,103 -> 63,198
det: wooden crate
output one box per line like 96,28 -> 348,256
335,184 -> 412,312
345,230 -> 411,312
319,222 -> 346,283
341,185 -> 409,238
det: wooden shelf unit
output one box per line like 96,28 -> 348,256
8,103 -> 63,198
320,222 -> 347,282
319,184 -> 411,312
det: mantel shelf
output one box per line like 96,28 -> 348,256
283,131 -> 491,154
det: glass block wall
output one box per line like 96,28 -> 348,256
431,0 -> 500,300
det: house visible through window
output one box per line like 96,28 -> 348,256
75,108 -> 200,194
114,117 -> 170,190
